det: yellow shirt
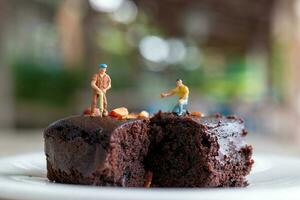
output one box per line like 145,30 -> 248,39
172,84 -> 189,100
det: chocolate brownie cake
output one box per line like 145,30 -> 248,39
145,112 -> 253,187
44,116 -> 150,186
44,112 -> 253,187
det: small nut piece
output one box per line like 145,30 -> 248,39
144,171 -> 153,188
109,107 -> 129,119
126,113 -> 139,119
191,111 -> 203,117
138,111 -> 150,119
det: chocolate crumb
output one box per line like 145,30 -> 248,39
227,115 -> 238,120
214,113 -> 222,118
242,129 -> 248,136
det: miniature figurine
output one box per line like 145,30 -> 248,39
90,64 -> 111,117
160,79 -> 189,116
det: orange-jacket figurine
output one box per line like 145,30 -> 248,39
90,64 -> 111,117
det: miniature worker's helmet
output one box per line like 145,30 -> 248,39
99,64 -> 108,68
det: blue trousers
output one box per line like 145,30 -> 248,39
172,99 -> 188,116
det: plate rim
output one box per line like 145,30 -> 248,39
0,152 -> 300,200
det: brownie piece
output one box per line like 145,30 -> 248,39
44,112 -> 253,187
145,112 -> 253,187
44,116 -> 150,186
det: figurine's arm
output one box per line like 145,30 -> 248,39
160,90 -> 175,98
91,75 -> 102,93
105,76 -> 112,92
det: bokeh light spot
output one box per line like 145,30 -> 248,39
139,36 -> 169,63
89,0 -> 123,13
165,39 -> 186,64
110,0 -> 138,24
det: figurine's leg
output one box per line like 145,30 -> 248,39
103,93 -> 108,116
91,94 -> 98,116
182,101 -> 188,113
178,102 -> 184,116
172,103 -> 180,114
177,100 -> 188,116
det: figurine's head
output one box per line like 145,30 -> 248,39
98,64 -> 108,74
176,79 -> 183,87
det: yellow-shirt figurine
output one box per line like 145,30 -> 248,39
160,79 -> 189,116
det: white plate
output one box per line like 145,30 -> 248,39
0,152 -> 299,200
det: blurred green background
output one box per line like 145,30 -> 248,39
0,0 -> 300,142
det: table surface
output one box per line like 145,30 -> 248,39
0,130 -> 43,157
